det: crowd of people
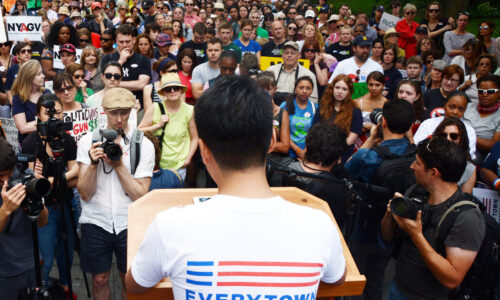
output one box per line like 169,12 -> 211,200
0,0 -> 500,299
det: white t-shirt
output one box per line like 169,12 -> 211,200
413,116 -> 477,159
191,62 -> 221,85
131,194 -> 345,299
76,128 -> 155,234
328,56 -> 383,84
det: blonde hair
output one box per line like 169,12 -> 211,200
403,3 -> 417,13
11,60 -> 43,103
80,45 -> 100,68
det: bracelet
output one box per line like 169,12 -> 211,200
493,178 -> 500,189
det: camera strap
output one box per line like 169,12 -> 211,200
157,102 -> 167,151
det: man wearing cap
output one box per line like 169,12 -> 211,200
191,37 -> 222,100
90,2 -> 112,35
267,41 -> 319,102
142,0 -> 158,26
356,13 -> 377,42
328,35 -> 383,84
317,7 -> 329,28
261,20 -> 287,57
101,25 -> 151,110
154,34 -> 177,61
60,43 -> 77,68
304,10 -> 316,24
77,87 -> 154,300
184,0 -> 201,28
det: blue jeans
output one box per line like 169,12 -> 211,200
386,280 -> 410,300
38,198 -> 78,286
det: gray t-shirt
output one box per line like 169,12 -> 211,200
442,31 -> 475,64
191,62 -> 220,85
463,103 -> 500,162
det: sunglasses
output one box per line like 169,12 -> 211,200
278,17 -> 285,20
104,73 -> 122,80
321,33 -> 329,38
479,26 -> 489,30
437,132 -> 460,141
304,48 -> 317,53
185,3 -> 194,6
164,86 -> 182,92
428,9 -> 439,13
289,12 -> 296,15
56,86 -> 74,93
79,39 -> 89,43
426,60 -> 433,64
478,89 -> 500,95
206,22 -> 213,25
73,74 -> 84,79
405,11 -> 415,15
100,37 -> 112,42
288,26 -> 296,31
20,49 -> 32,54
168,69 -> 179,73
0,42 -> 12,47
216,8 -> 224,12
125,22 -> 135,25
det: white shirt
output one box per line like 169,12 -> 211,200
413,116 -> 477,159
131,195 -> 345,298
76,129 -> 155,234
267,63 -> 319,102
328,56 -> 383,84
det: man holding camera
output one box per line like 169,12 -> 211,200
381,137 -> 485,299
77,88 -> 154,300
0,139 -> 49,300
344,99 -> 415,299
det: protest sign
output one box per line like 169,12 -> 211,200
62,107 -> 100,144
260,56 -> 310,71
6,16 -> 43,42
379,12 -> 401,31
0,8 -> 8,43
352,82 -> 369,99
473,188 -> 500,223
0,117 -> 20,153
53,45 -> 83,69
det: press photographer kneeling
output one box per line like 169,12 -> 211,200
21,94 -> 79,295
0,139 -> 49,299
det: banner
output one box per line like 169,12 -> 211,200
6,16 -> 43,42
62,107 -> 100,144
379,12 -> 401,31
352,82 -> 369,99
0,117 -> 20,153
260,56 -> 310,71
473,188 -> 500,223
53,45 -> 83,69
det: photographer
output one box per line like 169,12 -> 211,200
0,139 -> 49,300
77,87 -> 154,299
21,94 -> 79,294
381,137 -> 485,299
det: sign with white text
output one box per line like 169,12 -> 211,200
62,107 -> 100,144
0,117 -> 20,153
379,12 -> 401,31
6,16 -> 43,42
473,188 -> 500,223
53,45 -> 83,69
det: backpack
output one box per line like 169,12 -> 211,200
92,128 -> 143,176
435,194 -> 500,300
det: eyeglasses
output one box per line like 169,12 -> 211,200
437,132 -> 460,141
56,86 -> 74,93
289,12 -> 296,15
185,3 -> 194,6
164,86 -> 182,92
428,9 -> 439,13
478,89 -> 500,95
391,5 -> 399,9
119,7 -> 127,10
355,69 -> 360,83
443,77 -> 459,84
73,74 -> 84,79
282,50 -> 297,56
295,17 -> 304,21
479,26 -> 489,30
79,39 -> 89,43
20,49 -> 32,54
288,26 -> 296,31
405,11 -> 415,15
167,69 -> 179,73
100,37 -> 112,42
125,22 -> 135,25
458,12 -> 470,16
104,73 -> 122,80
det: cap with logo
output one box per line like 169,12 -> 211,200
91,2 -> 102,10
156,34 -> 173,47
376,5 -> 384,11
142,0 -> 155,9
352,35 -> 371,47
102,88 -> 136,110
60,43 -> 76,54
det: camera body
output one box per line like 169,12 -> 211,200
8,154 -> 51,221
391,196 -> 425,220
37,100 -> 73,153
99,129 -> 122,161
370,108 -> 383,125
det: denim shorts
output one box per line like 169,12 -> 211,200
80,224 -> 127,274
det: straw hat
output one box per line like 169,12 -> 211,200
158,73 -> 187,94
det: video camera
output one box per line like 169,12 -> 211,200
8,154 -> 51,221
99,129 -> 122,161
37,100 -> 73,143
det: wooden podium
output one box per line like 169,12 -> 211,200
127,187 -> 366,299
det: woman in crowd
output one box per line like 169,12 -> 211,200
415,91 -> 476,159
99,28 -> 116,56
135,33 -> 157,82
0,41 -> 13,85
301,40 -> 328,100
416,37 -> 435,56
297,23 -> 324,52
65,63 -> 94,103
42,19 -> 51,41
442,12 -> 475,64
370,38 -> 384,65
478,21 -> 496,55
177,48 -> 197,105
451,38 -> 483,77
463,75 -> 500,163
395,80 -> 425,136
54,73 -> 88,112
286,21 -> 299,42
143,57 -> 178,114
155,13 -> 166,28
355,71 -> 387,134
87,62 -> 122,108
41,22 -> 78,80
433,117 -> 476,193
316,74 -> 362,161
13,1 -> 27,15
76,28 -> 91,50
138,73 -> 198,180
424,64 -> 464,118
425,57 -> 444,91
113,1 -> 129,26
384,28 -> 405,58
22,94 -> 79,296
280,76 -> 318,159
12,60 -> 47,145
205,17 -> 214,28
81,46 -> 103,92
199,9 -> 207,22
130,6 -> 144,24
419,2 -> 453,52
395,3 -> 418,59
382,45 -> 402,100
170,20 -> 184,55
232,5 -> 249,39
461,54 -> 497,104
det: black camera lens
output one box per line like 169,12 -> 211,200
370,108 -> 383,124
25,177 -> 51,198
104,143 -> 123,161
391,196 -> 421,220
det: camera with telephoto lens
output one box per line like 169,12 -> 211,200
99,129 -> 122,161
370,108 -> 383,125
37,100 -> 73,141
391,196 -> 425,220
8,154 -> 51,220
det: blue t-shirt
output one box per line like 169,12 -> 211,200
5,64 -> 19,91
233,39 -> 262,56
149,169 -> 183,191
12,89 -> 50,145
280,99 -> 318,157
482,141 -> 500,176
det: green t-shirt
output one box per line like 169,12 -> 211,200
28,0 -> 42,10
223,42 -> 242,63
238,27 -> 269,40
75,88 -> 95,103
